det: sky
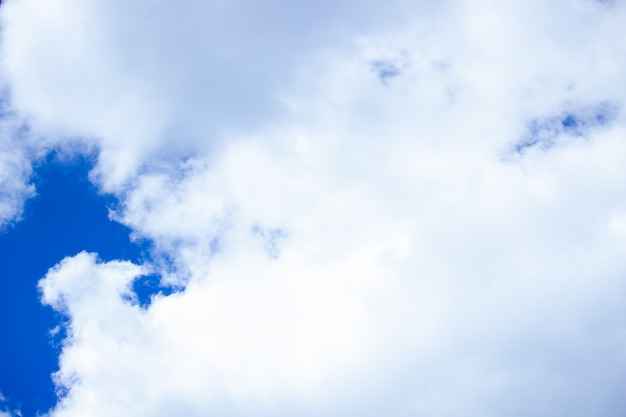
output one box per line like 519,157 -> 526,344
1,0 -> 626,416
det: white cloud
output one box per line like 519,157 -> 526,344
0,391 -> 20,417
0,118 -> 35,228
0,74 -> 40,228
3,0 -> 626,415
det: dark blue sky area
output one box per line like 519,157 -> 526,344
0,154 -> 151,416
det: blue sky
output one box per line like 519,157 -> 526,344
2,0 -> 626,416
0,154 -> 152,415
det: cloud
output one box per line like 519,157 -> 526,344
0,392 -> 20,417
0,94 -> 36,228
2,0 -> 626,415
0,0 -> 427,191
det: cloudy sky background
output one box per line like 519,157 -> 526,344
2,0 -> 626,415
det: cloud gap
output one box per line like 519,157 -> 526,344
513,101 -> 618,154
370,60 -> 402,84
128,273 -> 177,309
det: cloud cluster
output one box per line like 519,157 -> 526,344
3,0 -> 626,415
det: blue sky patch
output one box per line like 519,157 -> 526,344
370,60 -> 401,84
514,102 -> 618,154
130,273 -> 176,309
0,153 -> 153,416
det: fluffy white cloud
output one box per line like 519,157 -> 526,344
3,0 -> 626,415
